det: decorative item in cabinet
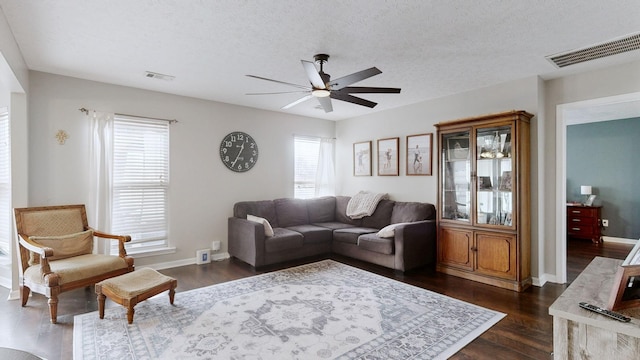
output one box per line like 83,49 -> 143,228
566,205 -> 602,243
435,110 -> 533,292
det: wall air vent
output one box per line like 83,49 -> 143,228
144,71 -> 175,81
546,33 -> 640,68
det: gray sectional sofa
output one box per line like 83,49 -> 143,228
228,196 -> 436,272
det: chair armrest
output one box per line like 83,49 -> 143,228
228,217 -> 266,267
393,220 -> 437,272
90,228 -> 131,258
17,234 -> 54,276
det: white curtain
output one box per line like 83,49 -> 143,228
88,111 -> 114,254
314,138 -> 335,197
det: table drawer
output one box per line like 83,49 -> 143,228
568,225 -> 597,237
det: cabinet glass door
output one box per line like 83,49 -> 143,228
475,125 -> 514,227
441,131 -> 471,222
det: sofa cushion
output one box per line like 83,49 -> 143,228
307,196 -> 336,223
335,196 -> 361,226
333,227 -> 378,245
361,199 -> 395,229
264,228 -> 304,252
391,202 -> 435,223
358,234 -> 394,255
312,222 -> 357,231
274,198 -> 309,228
286,224 -> 333,244
234,200 -> 278,228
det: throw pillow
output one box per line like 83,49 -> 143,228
247,214 -> 275,237
376,222 -> 411,238
28,229 -> 94,265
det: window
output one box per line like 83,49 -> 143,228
111,115 -> 169,253
294,136 -> 335,199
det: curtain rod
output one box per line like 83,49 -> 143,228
79,108 -> 178,124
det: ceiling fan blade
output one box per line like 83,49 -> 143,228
328,67 -> 382,90
340,86 -> 401,94
330,92 -> 377,108
246,75 -> 311,90
317,96 -> 333,113
246,90 -> 310,95
281,94 -> 314,110
301,60 -> 326,89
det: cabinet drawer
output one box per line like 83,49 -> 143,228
567,216 -> 597,226
567,207 -> 598,217
567,225 -> 597,237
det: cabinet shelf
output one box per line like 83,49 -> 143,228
435,110 -> 532,292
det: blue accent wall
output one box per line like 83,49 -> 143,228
567,117 -> 640,239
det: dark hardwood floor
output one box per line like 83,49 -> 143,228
0,238 -> 633,360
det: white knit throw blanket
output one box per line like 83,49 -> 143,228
346,191 -> 389,219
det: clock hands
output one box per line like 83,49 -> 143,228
231,141 -> 245,168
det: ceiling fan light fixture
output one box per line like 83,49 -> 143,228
312,89 -> 331,97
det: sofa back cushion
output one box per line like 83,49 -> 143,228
335,196 -> 362,226
274,198 -> 309,227
307,196 -> 336,223
391,202 -> 436,223
234,200 -> 278,228
361,199 -> 395,229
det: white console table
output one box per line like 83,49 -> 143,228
549,257 -> 640,359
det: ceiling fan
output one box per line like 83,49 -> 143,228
246,54 -> 401,113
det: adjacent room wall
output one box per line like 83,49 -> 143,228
567,117 -> 640,240
27,71 -> 335,268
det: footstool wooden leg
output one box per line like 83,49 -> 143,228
169,280 -> 177,305
96,284 -> 106,319
127,306 -> 134,324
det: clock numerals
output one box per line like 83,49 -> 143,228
220,132 -> 259,173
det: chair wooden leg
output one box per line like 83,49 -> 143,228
20,286 -> 30,307
48,295 -> 59,324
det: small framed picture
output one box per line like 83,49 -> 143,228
585,194 -> 596,206
446,136 -> 470,161
406,133 -> 433,176
478,176 -> 492,190
353,141 -> 372,176
377,137 -> 399,176
499,171 -> 512,191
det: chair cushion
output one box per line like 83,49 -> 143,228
28,229 -> 94,265
24,254 -> 129,285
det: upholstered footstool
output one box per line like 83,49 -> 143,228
96,268 -> 177,324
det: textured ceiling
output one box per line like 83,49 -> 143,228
1,0 -> 640,120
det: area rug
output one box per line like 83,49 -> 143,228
73,260 -> 505,359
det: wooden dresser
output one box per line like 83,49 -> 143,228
567,205 -> 602,243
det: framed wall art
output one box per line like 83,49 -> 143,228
353,141 -> 372,176
377,137 -> 399,176
406,133 -> 433,176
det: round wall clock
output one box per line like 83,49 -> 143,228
219,131 -> 259,172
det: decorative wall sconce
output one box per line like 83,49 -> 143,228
55,130 -> 69,145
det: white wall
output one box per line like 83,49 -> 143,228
27,71 -> 335,267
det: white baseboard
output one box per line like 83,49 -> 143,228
143,252 -> 230,271
602,236 -> 638,245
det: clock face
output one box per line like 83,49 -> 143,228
219,131 -> 259,172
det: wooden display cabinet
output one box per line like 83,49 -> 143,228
435,110 -> 532,292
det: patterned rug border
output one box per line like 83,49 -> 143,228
74,260 -> 505,359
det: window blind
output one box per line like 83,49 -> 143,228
294,136 -> 320,199
0,108 -> 9,256
111,115 -> 169,252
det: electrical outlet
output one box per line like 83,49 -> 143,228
602,219 -> 609,227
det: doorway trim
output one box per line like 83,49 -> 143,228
556,91 -> 640,283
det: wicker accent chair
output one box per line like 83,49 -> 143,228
14,204 -> 134,323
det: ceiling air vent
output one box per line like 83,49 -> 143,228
546,33 -> 640,68
144,71 -> 175,81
